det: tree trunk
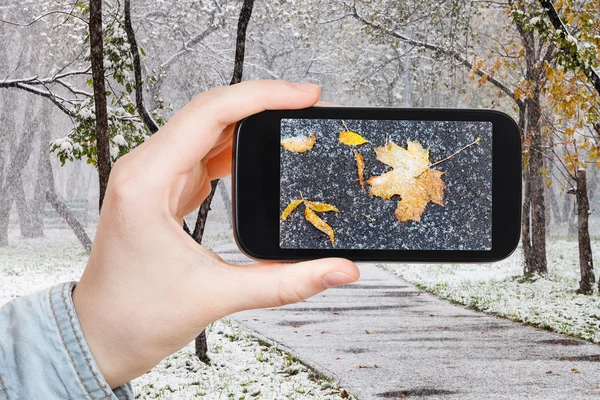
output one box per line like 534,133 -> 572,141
524,94 -> 547,275
29,103 -> 53,238
519,105 -> 533,271
192,180 -> 219,243
89,0 -> 111,211
219,179 -> 232,228
44,155 -> 92,252
0,100 -> 37,246
13,176 -> 33,238
194,0 -> 255,362
194,331 -> 210,363
29,154 -> 48,238
573,169 -> 595,294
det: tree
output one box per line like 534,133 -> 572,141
89,0 -> 111,210
351,0 -> 552,275
524,0 -> 599,292
194,0 -> 256,363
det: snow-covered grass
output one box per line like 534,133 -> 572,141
134,320 -> 352,399
384,237 -> 600,343
0,228 -> 352,399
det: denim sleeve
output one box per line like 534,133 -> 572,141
0,282 -> 134,400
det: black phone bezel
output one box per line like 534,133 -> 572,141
233,107 -> 521,262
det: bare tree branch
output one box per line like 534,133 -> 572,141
230,0 -> 255,85
124,0 -> 159,133
351,5 -> 524,107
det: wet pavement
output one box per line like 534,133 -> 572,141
217,244 -> 600,399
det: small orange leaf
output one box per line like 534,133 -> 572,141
339,131 -> 368,146
304,206 -> 335,246
354,150 -> 366,191
280,199 -> 302,220
304,201 -> 340,213
281,132 -> 316,152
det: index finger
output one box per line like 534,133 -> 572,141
145,80 -> 321,174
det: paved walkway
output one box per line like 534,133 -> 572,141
217,244 -> 600,400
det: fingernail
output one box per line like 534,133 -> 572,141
291,82 -> 320,92
321,272 -> 356,288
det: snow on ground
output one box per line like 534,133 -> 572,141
384,238 -> 600,343
0,228 -> 352,400
134,320 -> 352,400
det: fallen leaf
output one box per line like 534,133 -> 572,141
354,150 -> 366,191
280,199 -> 303,220
281,199 -> 339,246
304,201 -> 340,212
339,130 -> 368,146
305,206 -> 335,245
368,140 -> 445,223
281,132 -> 316,152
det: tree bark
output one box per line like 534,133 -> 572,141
219,179 -> 232,228
573,169 -> 595,294
44,154 -> 92,252
194,0 -> 255,362
523,94 -> 548,275
123,0 -> 159,134
514,8 -> 548,276
13,176 -> 33,238
89,0 -> 111,211
29,102 -> 53,238
0,100 -> 36,246
192,180 -> 219,243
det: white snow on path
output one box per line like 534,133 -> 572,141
221,245 -> 600,400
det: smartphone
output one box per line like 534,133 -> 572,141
233,107 -> 521,262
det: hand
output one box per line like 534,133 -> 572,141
72,80 -> 360,389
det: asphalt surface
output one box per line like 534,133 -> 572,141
279,119 -> 493,251
217,244 -> 600,400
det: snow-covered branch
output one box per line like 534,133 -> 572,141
352,5 -> 523,107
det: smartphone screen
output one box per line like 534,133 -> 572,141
279,119 -> 493,251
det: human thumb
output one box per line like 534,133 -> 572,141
217,258 -> 360,313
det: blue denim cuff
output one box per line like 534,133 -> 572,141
0,282 -> 134,399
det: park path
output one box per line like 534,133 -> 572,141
216,244 -> 600,400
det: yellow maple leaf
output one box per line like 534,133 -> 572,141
281,133 -> 316,152
304,206 -> 335,245
367,140 -> 445,223
339,131 -> 368,146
